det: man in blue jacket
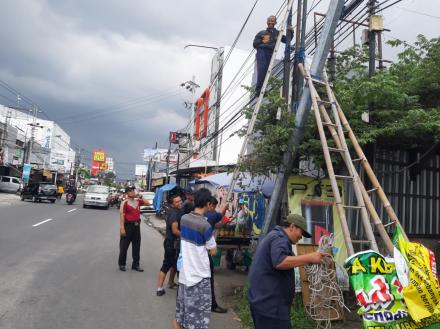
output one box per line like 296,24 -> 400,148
248,214 -> 327,329
253,15 -> 294,94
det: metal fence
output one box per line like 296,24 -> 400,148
346,147 -> 440,239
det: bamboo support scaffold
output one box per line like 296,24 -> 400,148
298,62 -> 407,256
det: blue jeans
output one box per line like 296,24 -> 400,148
250,305 -> 292,329
255,48 -> 273,92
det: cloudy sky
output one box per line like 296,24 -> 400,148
0,0 -> 438,178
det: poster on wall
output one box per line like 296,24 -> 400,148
287,175 -> 347,266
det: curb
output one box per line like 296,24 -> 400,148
142,214 -> 166,237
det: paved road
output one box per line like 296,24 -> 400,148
0,196 -> 242,329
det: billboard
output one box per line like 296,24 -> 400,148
106,157 -> 114,172
91,150 -> 106,175
143,148 -> 168,162
93,150 -> 106,162
135,164 -> 148,176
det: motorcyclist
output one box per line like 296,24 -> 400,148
65,183 -> 77,204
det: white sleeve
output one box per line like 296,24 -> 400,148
206,235 -> 217,250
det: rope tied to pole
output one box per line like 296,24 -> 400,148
304,234 -> 349,329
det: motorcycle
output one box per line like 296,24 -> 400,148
66,192 -> 76,205
109,194 -> 120,208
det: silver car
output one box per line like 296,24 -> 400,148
139,191 -> 155,214
0,176 -> 21,193
83,185 -> 110,209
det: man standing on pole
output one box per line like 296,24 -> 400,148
253,15 -> 294,94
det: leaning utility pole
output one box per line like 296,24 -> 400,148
263,0 -> 346,237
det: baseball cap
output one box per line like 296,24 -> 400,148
125,185 -> 136,193
283,214 -> 312,238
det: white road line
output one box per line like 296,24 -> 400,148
67,208 -> 77,213
32,218 -> 54,227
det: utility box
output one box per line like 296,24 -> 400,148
369,15 -> 383,31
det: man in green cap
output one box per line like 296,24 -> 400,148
248,214 -> 328,329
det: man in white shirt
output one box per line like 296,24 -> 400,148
173,188 -> 217,329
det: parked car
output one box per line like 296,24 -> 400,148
83,185 -> 110,209
20,182 -> 57,203
0,175 -> 21,193
139,191 -> 155,214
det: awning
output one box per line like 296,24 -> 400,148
190,172 -> 274,198
152,183 -> 177,212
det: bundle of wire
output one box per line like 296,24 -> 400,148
304,235 -> 348,329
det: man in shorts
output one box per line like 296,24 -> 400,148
156,194 -> 183,296
173,188 -> 217,329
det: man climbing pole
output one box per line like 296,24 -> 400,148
253,15 -> 294,94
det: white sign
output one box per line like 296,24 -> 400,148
135,164 -> 148,176
159,152 -> 178,164
143,148 -> 168,162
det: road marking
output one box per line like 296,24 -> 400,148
32,218 -> 54,227
67,208 -> 77,213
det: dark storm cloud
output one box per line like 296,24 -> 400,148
0,0 -> 437,177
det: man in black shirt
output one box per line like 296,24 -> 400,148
156,194 -> 183,296
248,214 -> 326,328
182,188 -> 194,215
253,15 -> 293,94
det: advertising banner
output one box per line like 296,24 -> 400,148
143,148 -> 167,162
393,226 -> 440,323
92,150 -> 106,162
22,164 -> 32,181
345,250 -> 440,329
287,175 -> 347,266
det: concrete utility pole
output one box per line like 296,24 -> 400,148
282,5 -> 293,100
147,141 -> 157,191
263,0 -> 346,238
368,0 -> 376,79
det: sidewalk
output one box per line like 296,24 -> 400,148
0,192 -> 20,207
142,214 -> 247,328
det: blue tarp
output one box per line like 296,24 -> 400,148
189,172 -> 274,198
153,183 -> 177,213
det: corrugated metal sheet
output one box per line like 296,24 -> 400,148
345,147 -> 440,238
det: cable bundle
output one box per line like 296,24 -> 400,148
304,235 -> 348,329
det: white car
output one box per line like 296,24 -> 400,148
139,191 -> 155,214
0,176 -> 21,193
83,185 -> 110,209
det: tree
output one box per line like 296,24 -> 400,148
235,78 -> 295,176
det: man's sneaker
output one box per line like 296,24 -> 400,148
212,305 -> 228,313
132,266 -> 144,272
119,265 -> 126,272
156,289 -> 165,297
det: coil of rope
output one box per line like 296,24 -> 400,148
304,235 -> 349,329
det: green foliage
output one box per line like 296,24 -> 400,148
235,78 -> 295,175
333,35 -> 440,149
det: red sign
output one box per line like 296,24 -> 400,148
169,131 -> 178,144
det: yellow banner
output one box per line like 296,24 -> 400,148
401,242 -> 440,322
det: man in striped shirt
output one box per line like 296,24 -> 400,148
173,188 -> 217,329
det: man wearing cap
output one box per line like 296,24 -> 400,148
118,185 -> 151,272
248,214 -> 327,329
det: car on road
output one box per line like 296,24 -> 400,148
20,182 -> 57,203
83,185 -> 110,209
0,175 -> 21,193
139,191 -> 155,214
